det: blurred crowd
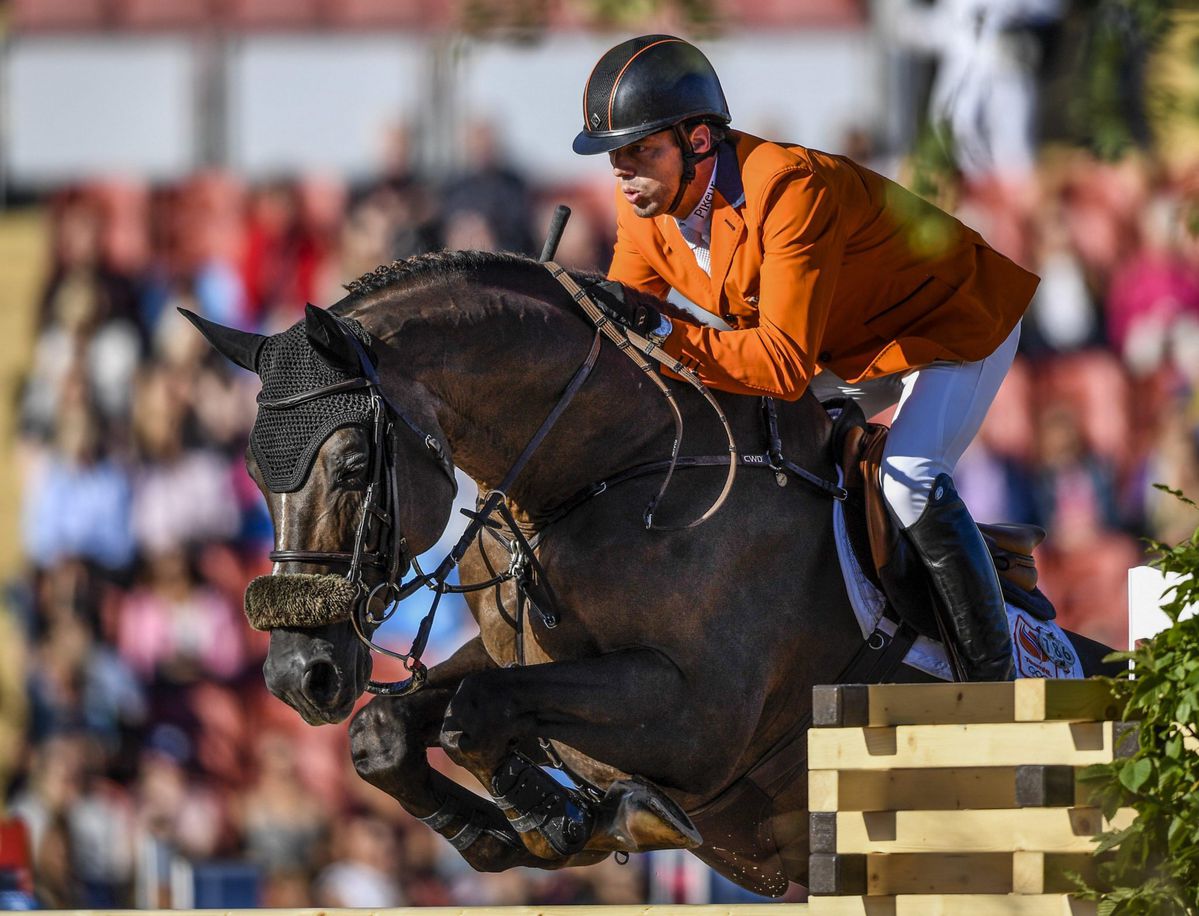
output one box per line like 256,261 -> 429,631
2,100 -> 1198,906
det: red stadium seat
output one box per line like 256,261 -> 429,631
227,0 -> 321,29
318,0 -> 440,29
8,0 -> 109,31
727,0 -> 866,28
115,0 -> 214,29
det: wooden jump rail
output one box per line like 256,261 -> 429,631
57,909 -> 807,915
806,678 -> 1134,915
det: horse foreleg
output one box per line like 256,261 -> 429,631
349,638 -> 605,872
439,647 -> 706,861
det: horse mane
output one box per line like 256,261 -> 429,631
343,248 -> 691,325
344,249 -> 532,298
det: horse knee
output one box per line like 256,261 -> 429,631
441,674 -> 521,763
350,698 -> 423,787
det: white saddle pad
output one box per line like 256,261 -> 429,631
831,469 -> 1084,681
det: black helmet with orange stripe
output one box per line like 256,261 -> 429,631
573,35 -> 731,157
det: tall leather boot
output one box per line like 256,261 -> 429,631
903,473 -> 1015,681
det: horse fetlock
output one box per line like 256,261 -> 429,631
421,792 -> 522,854
490,752 -> 594,858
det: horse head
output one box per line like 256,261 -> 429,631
183,304 -> 457,725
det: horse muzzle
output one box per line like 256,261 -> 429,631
263,633 -> 371,725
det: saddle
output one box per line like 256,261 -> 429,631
826,398 -> 1055,642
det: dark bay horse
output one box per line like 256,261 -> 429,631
186,250 -> 1114,895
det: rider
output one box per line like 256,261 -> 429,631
573,35 -> 1039,681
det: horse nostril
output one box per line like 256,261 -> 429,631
302,659 -> 342,706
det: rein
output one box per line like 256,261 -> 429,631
543,262 -> 740,530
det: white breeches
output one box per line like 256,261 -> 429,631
808,322 -> 1021,528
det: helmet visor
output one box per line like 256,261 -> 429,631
572,123 -> 669,156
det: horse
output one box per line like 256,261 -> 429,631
185,249 -> 1117,895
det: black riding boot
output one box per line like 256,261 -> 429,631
903,473 -> 1015,681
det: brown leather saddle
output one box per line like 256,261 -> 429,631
827,399 -> 1054,642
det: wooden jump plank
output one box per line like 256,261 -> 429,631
808,895 -> 1097,915
807,851 -> 1100,895
810,807 -> 1135,855
1014,679 -> 1122,724
807,721 -> 1134,770
72,908 -> 809,916
812,683 -> 1014,727
809,852 -> 1011,895
811,680 -> 1120,729
1012,851 -> 1103,894
810,765 -> 1084,812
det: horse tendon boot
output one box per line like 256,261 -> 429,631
490,752 -> 594,857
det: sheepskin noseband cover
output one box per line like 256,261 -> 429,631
244,574 -> 360,630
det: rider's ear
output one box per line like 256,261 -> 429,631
689,123 -> 712,156
305,303 -> 361,372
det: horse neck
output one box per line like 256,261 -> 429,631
354,273 -> 673,520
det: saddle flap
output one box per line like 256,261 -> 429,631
832,413 -> 1053,629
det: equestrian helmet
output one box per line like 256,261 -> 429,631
573,35 -> 731,156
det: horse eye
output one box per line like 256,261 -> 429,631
335,457 -> 369,485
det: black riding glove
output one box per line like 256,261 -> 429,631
585,279 -> 661,338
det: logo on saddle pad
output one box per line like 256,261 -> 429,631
1012,613 -> 1078,678
742,454 -> 769,466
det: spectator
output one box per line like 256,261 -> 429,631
8,735 -> 87,906
128,366 -> 240,554
1107,193 -> 1199,377
114,547 -> 246,685
886,0 -> 1064,182
134,726 -> 229,863
21,403 -> 135,572
313,814 -> 404,907
237,730 -> 327,881
441,119 -> 536,255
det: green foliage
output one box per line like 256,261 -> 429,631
1075,486 -> 1199,915
1072,0 -> 1183,159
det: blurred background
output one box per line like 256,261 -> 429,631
0,0 -> 1196,908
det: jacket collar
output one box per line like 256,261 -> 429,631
714,139 -> 745,208
708,139 -> 746,299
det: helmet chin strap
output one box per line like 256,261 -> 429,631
666,122 -> 718,217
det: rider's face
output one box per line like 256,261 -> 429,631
609,130 -> 684,218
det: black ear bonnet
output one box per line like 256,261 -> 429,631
251,317 -> 374,492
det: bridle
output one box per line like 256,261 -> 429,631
261,325 -> 462,696
262,310 -> 610,697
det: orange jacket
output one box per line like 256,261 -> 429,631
608,131 -> 1038,399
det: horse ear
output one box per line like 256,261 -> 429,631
304,303 -> 361,372
178,308 -> 265,372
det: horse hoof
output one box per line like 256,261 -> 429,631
591,777 -> 702,852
